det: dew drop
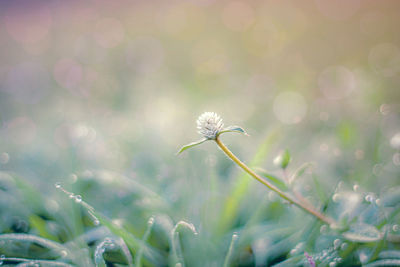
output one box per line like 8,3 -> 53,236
375,198 -> 381,206
93,219 -> 100,226
393,153 -> 400,166
391,133 -> 400,149
365,194 -> 375,203
380,104 -> 390,115
359,251 -> 368,263
69,193 -> 75,199
340,242 -> 348,250
332,193 -> 340,202
333,239 -> 341,250
320,225 -> 328,234
329,262 -> 336,267
74,195 -> 82,203
353,184 -> 359,192
60,250 -> 68,257
54,182 -> 62,189
69,173 -> 78,183
393,224 -> 399,232
148,217 -> 155,226
0,152 -> 10,164
372,164 -> 383,176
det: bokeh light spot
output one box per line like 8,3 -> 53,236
318,66 -> 355,100
273,91 -> 307,124
390,132 -> 400,150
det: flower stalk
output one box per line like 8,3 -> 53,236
214,135 -> 336,226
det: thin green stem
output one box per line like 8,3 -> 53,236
215,136 -> 336,226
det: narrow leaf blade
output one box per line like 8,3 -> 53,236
256,168 -> 288,191
176,138 -> 208,154
219,126 -> 249,136
343,223 -> 382,243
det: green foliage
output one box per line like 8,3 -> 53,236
273,149 -> 291,170
0,1 -> 399,266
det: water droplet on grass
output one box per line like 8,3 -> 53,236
365,194 -> 375,203
69,173 -> 78,183
74,195 -> 82,203
373,164 -> 383,176
333,239 -> 341,250
332,193 -> 340,202
353,184 -> 359,192
0,152 -> 10,164
54,182 -> 62,189
380,104 -> 390,115
148,217 -> 155,226
393,224 -> 399,232
335,257 -> 342,263
393,153 -> 400,166
359,251 -> 369,263
60,250 -> 68,257
340,242 -> 348,250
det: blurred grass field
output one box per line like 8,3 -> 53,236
0,0 -> 400,266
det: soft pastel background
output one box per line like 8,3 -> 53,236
0,0 -> 399,266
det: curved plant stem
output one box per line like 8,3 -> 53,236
215,136 -> 337,226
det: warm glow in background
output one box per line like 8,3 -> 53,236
0,2 -> 399,262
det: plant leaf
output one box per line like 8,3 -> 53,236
219,125 -> 249,136
176,138 -> 208,154
255,168 -> 288,191
343,223 -> 382,243
273,149 -> 291,169
289,162 -> 314,185
363,259 -> 400,267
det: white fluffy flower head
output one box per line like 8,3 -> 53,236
197,112 -> 224,139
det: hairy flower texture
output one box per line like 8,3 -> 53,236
197,112 -> 224,139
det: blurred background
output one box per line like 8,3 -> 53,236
0,0 -> 400,265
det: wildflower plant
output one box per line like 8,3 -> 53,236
179,112 -> 336,226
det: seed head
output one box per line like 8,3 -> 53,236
197,112 -> 224,139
